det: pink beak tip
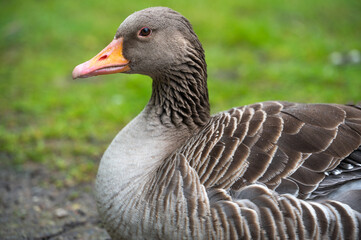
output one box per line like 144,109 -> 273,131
72,62 -> 89,79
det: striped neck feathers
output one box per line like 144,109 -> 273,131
148,43 -> 210,130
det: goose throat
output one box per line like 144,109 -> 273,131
148,50 -> 210,129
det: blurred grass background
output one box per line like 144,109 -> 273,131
1,0 -> 360,185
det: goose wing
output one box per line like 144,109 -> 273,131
178,101 -> 361,198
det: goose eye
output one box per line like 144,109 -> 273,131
139,27 -> 152,37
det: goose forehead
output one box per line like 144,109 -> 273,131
116,7 -> 183,34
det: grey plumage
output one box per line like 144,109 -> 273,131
181,102 -> 361,198
73,7 -> 361,239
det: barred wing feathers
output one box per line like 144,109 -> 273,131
179,101 -> 361,199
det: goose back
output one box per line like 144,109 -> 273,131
178,101 -> 361,199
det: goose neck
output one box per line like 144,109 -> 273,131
148,64 -> 210,130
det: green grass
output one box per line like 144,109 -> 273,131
1,0 -> 360,184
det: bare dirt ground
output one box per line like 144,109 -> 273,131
0,164 -> 110,240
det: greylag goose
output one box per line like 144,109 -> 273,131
72,7 -> 361,239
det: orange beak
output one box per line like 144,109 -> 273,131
72,38 -> 130,79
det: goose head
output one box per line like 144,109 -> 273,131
72,7 -> 205,79
73,7 -> 210,128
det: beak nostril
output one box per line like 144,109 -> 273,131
99,55 -> 108,61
